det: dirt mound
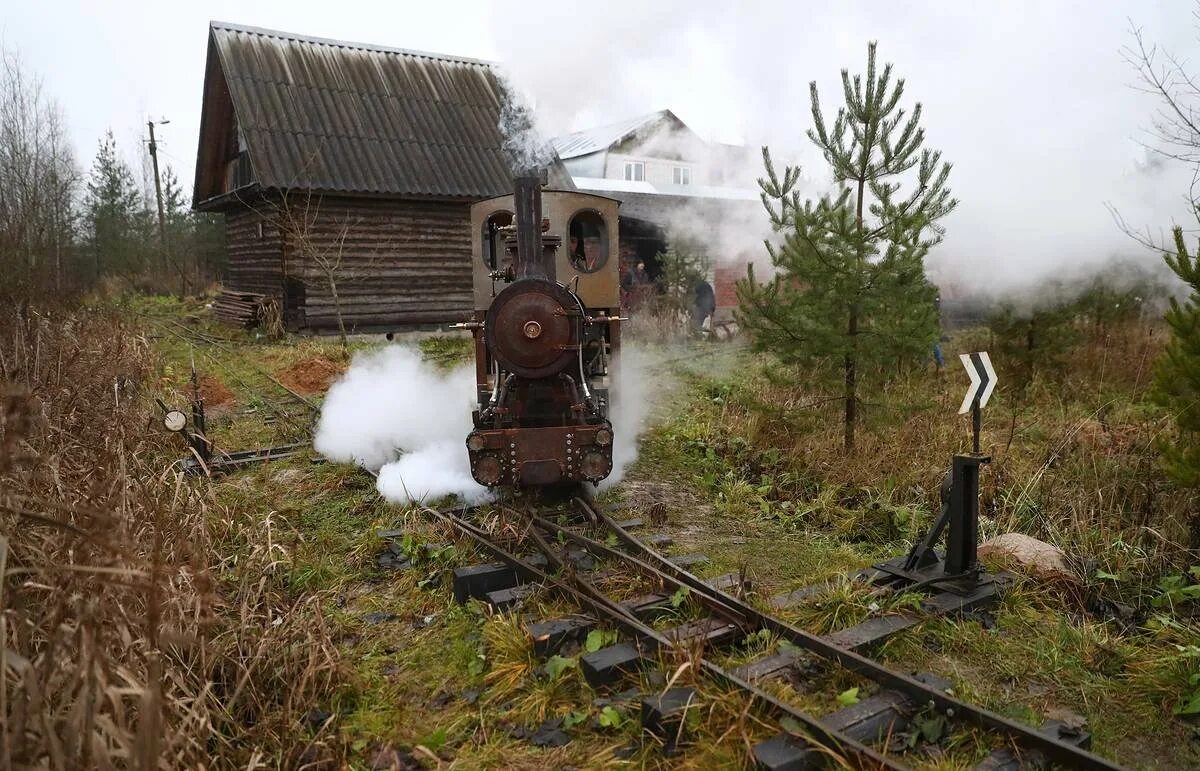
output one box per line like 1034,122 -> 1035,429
199,375 -> 234,406
275,357 -> 344,394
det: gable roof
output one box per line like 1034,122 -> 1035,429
551,110 -> 697,160
193,21 -> 571,207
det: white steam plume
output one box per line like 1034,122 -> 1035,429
314,345 -> 491,506
601,346 -> 654,490
496,71 -> 555,174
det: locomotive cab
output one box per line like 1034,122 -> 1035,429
464,178 -> 622,488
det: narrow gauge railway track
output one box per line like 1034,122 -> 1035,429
406,495 -> 1123,771
144,314 -> 319,439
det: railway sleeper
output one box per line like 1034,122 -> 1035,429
557,549 -> 709,581
454,548 -> 596,605
647,533 -> 674,549
478,551 -> 713,613
581,615 -> 745,691
641,686 -> 699,753
666,552 -> 709,570
528,595 -> 670,657
452,561 -> 529,604
526,573 -> 751,656
566,516 -> 645,533
972,719 -> 1091,771
581,641 -> 648,687
731,648 -> 808,683
751,673 -> 952,770
486,584 -> 537,612
661,616 -> 742,647
822,580 -> 1001,653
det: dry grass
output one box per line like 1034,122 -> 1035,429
650,318 -> 1199,584
1,304 -> 345,769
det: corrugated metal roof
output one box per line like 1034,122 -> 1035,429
206,21 -> 571,199
551,110 -> 677,159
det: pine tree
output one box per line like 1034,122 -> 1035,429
1153,226 -> 1200,487
655,239 -> 710,330
736,42 -> 956,451
83,129 -> 140,279
161,165 -> 186,217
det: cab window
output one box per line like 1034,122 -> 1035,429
568,210 -> 608,274
481,211 -> 513,270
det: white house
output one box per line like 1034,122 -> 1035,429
551,110 -> 762,316
552,109 -> 757,200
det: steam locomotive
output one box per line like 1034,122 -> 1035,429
460,175 -> 621,489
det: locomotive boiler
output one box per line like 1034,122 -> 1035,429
462,175 -> 622,489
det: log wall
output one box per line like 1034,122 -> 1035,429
220,195 -> 474,332
224,208 -> 285,296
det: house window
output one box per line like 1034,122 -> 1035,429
623,161 -> 645,182
673,166 -> 692,185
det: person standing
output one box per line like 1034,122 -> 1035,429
932,291 -> 945,369
692,279 -> 716,331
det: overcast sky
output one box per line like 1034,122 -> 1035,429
3,0 -> 1198,291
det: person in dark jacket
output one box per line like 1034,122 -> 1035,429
692,279 -> 716,330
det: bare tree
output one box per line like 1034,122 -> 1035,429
1124,18 -> 1200,166
0,45 -> 79,295
269,192 -> 359,353
1112,16 -> 1200,251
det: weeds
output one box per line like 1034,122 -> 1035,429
418,335 -> 472,368
1,304 -> 345,768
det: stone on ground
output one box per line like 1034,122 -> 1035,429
978,532 -> 1076,582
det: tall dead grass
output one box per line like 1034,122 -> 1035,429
703,318 -> 1199,576
1,304 -> 345,769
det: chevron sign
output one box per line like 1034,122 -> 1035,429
958,352 -> 997,415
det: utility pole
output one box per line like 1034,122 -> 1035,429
147,118 -> 184,295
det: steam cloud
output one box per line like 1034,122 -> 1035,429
314,345 -> 491,505
496,71 -> 556,174
487,1 -> 1198,295
314,344 -> 655,501
602,347 -> 653,490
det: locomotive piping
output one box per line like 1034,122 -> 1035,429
572,293 -> 593,403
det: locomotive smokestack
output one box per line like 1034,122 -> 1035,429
512,171 -> 555,282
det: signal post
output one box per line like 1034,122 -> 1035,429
869,352 -> 999,598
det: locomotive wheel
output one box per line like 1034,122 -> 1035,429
485,278 -> 581,378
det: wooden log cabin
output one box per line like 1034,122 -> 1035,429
192,21 -> 572,332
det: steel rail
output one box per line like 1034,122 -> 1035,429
146,317 -> 317,442
422,504 -> 905,771
572,498 -> 1125,771
147,316 -> 320,414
